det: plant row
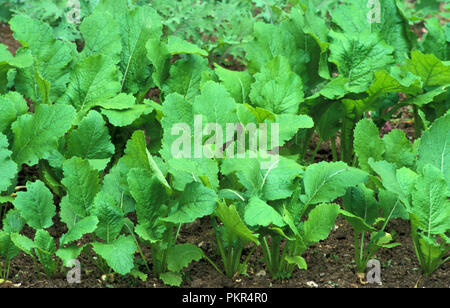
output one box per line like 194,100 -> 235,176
0,0 -> 449,286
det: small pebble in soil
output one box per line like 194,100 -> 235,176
255,270 -> 266,277
306,281 -> 319,288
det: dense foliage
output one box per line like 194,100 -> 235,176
0,0 -> 448,286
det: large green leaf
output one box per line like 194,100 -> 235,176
249,56 -> 304,115
80,11 -> 122,63
302,203 -> 340,245
9,15 -> 74,102
0,91 -> 28,133
0,231 -> 20,261
61,157 -> 101,218
96,1 -> 162,94
330,0 -> 411,62
57,54 -> 121,119
382,129 -> 415,169
60,216 -> 99,246
214,65 -> 252,105
329,31 -> 394,93
411,164 -> 450,235
128,168 -> 167,224
354,119 -> 384,172
261,156 -> 303,201
13,180 -> 56,230
0,45 -> 33,94
216,202 -> 259,244
91,192 -> 125,242
166,243 -> 204,272
65,110 -> 115,170
404,50 -> 450,87
301,161 -> 368,206
163,183 -> 217,224
0,133 -> 17,193
91,235 -> 137,275
122,130 -> 170,189
417,113 -> 450,188
163,55 -> 210,101
342,184 -> 379,225
11,104 -> 76,166
193,81 -> 238,135
244,196 -> 285,227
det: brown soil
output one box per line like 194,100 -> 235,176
0,23 -> 20,55
1,216 -> 448,288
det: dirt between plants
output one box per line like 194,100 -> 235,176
1,215 -> 448,288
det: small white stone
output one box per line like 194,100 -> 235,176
306,281 -> 319,288
255,270 -> 266,277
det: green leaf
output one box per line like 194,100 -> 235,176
284,255 -> 307,270
404,50 -> 450,87
244,196 -> 285,227
420,18 -> 449,61
101,3 -> 162,94
0,231 -> 20,261
214,64 -> 252,105
261,156 -> 303,201
342,184 -> 379,225
101,103 -> 153,128
61,157 -> 101,218
10,233 -> 36,256
245,22 -> 308,75
221,157 -> 262,197
302,203 -> 340,245
60,216 -> 99,246
128,168 -> 167,224
56,245 -> 84,267
13,181 -> 56,230
159,271 -> 182,287
193,81 -> 238,132
163,183 -> 217,224
0,45 -> 33,94
417,113 -> 450,189
0,133 -> 17,193
411,165 -> 449,235
167,158 -> 219,191
65,110 -> 115,170
329,31 -> 394,93
382,129 -> 415,169
166,243 -> 204,272
11,104 -> 76,166
80,11 -> 122,63
163,55 -> 210,101
301,161 -> 368,205
0,91 -> 28,133
167,36 -> 207,56
10,15 -> 74,102
91,192 -> 125,242
123,130 -> 170,189
57,54 -> 121,119
354,119 -> 384,172
249,56 -> 303,115
216,202 -> 259,244
34,229 -> 56,270
275,113 -> 314,146
91,235 -> 137,275
330,0 -> 410,62
160,93 -> 194,160
339,209 -> 377,234
2,209 -> 24,233
370,159 -> 418,209
146,38 -> 170,88
378,189 -> 409,220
